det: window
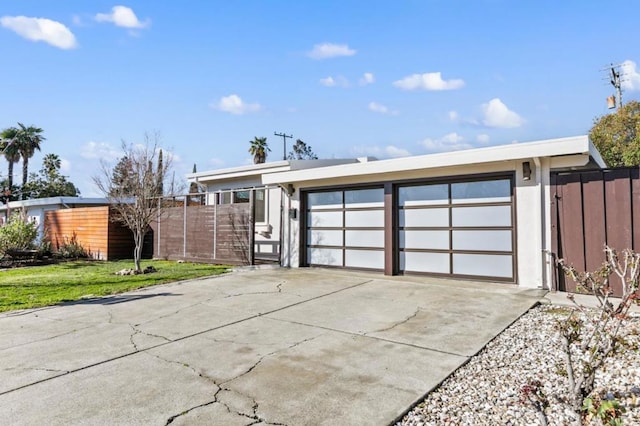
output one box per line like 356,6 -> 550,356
255,189 -> 266,223
216,189 -> 268,224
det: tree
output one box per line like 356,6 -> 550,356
248,136 -> 270,164
21,153 -> 80,199
16,123 -> 45,190
287,139 -> 318,160
589,100 -> 640,167
93,134 -> 176,273
0,127 -> 21,191
110,156 -> 134,197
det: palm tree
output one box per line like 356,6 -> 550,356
0,127 -> 21,190
16,123 -> 45,188
248,136 -> 270,164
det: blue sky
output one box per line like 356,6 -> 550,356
1,1 -> 639,196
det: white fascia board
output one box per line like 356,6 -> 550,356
0,197 -> 111,212
263,135 -> 594,185
187,161 -> 293,183
187,159 -> 361,184
588,139 -> 607,168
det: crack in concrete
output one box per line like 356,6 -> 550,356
0,326 -> 93,352
367,308 -> 421,334
2,367 -> 69,374
222,280 -> 287,299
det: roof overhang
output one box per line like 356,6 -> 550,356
262,135 -> 606,186
187,159 -> 364,184
0,197 -> 112,212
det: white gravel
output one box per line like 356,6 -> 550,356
398,303 -> 640,425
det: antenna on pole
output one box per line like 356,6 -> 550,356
274,131 -> 293,161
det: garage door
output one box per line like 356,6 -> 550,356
398,177 -> 515,281
305,187 -> 384,270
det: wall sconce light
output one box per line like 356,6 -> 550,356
287,184 -> 295,196
522,161 -> 532,181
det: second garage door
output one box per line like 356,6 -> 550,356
398,177 -> 515,281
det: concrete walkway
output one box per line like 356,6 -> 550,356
0,268 -> 545,425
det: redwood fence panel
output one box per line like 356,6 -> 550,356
551,167 -> 639,296
150,202 -> 254,265
44,206 -> 137,260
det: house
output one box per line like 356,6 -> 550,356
0,197 -> 112,238
260,135 -> 605,290
188,135 -> 605,290
0,197 -> 139,260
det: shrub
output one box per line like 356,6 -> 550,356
0,212 -> 38,256
55,232 -> 90,259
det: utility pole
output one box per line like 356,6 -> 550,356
274,131 -> 293,160
602,63 -> 626,110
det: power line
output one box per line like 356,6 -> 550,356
274,131 -> 293,161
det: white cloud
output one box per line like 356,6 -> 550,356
359,72 -> 375,86
80,141 -> 122,161
621,60 -> 640,91
319,75 -> 349,87
95,6 -> 150,29
368,102 -> 398,115
448,110 -> 459,122
60,158 -> 71,173
319,76 -> 336,87
0,16 -> 77,49
211,94 -> 262,115
393,72 -> 465,91
420,132 -> 473,153
481,98 -> 524,128
307,43 -> 356,59
476,134 -> 490,143
351,145 -> 411,159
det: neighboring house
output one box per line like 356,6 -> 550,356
0,197 -> 112,238
0,197 -> 139,260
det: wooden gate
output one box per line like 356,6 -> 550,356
551,167 -> 640,296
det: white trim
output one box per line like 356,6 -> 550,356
262,136 -> 604,185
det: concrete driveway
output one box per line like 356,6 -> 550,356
0,268 -> 545,425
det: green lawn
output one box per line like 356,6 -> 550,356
0,260 -> 229,312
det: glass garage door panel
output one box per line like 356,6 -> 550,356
451,205 -> 511,227
452,254 -> 513,278
344,210 -> 384,227
451,179 -> 511,204
400,252 -> 450,274
398,184 -> 448,206
307,248 -> 342,266
399,208 -> 449,227
399,230 -> 449,250
307,191 -> 343,209
452,230 -> 512,252
307,230 -> 343,247
307,211 -> 343,228
345,249 -> 384,269
345,188 -> 384,208
345,230 -> 384,248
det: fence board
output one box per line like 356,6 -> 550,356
582,171 -> 606,272
552,166 -> 639,297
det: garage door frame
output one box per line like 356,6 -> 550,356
300,172 -> 517,283
394,172 -> 517,283
301,183 -> 386,271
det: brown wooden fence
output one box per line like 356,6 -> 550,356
551,167 -> 640,296
150,203 -> 253,264
45,206 -> 137,260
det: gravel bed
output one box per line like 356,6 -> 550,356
398,303 -> 640,425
